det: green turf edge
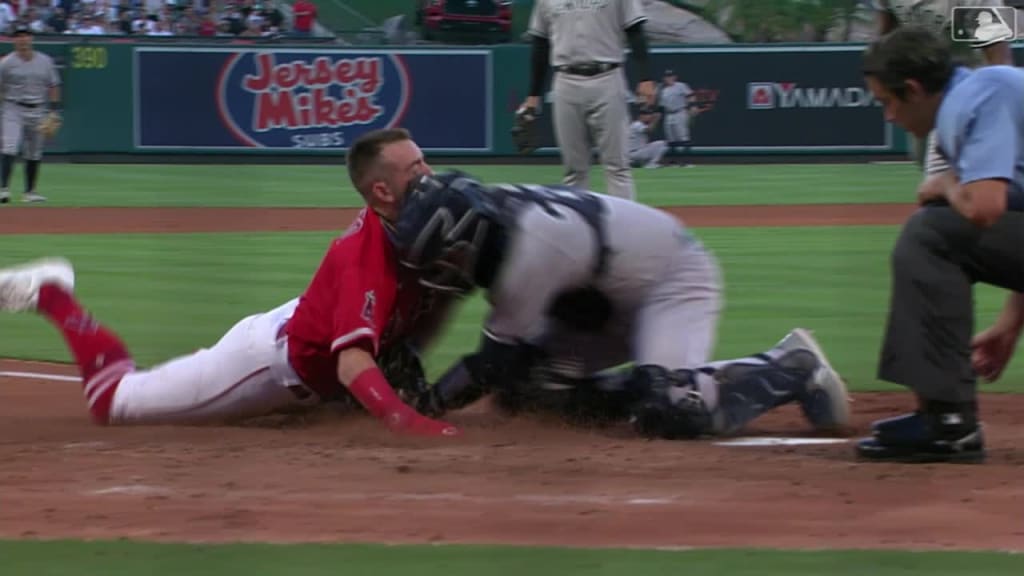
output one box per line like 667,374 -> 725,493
0,540 -> 1022,576
20,163 -> 921,207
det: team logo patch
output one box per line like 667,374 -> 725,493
361,290 -> 377,326
216,51 -> 411,149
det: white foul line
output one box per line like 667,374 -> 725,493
0,370 -> 81,382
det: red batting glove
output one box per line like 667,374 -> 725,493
348,366 -> 461,438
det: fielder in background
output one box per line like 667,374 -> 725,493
872,0 -> 1014,177
0,25 -> 61,204
628,106 -> 668,169
521,0 -> 655,201
0,128 -> 460,438
388,170 -> 851,441
656,69 -> 696,167
860,26 -> 1024,463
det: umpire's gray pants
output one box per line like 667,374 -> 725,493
878,205 -> 1024,404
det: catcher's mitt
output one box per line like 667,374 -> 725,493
378,341 -> 431,406
38,111 -> 62,138
510,105 -> 540,154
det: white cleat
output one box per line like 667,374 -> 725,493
22,192 -> 47,203
774,328 -> 851,432
0,257 -> 75,312
0,189 -> 9,204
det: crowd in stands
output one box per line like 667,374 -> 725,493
0,0 -> 318,37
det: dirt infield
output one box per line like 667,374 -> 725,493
1,202 -> 1022,552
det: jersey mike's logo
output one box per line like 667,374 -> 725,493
217,51 -> 410,149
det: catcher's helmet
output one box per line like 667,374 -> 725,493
390,171 -> 495,295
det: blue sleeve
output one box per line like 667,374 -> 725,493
956,82 -> 1018,187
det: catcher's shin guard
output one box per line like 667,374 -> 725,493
710,349 -> 818,435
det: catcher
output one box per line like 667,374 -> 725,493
0,25 -> 62,204
387,170 -> 852,440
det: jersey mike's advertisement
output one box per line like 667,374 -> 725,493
530,46 -> 892,153
133,48 -> 492,152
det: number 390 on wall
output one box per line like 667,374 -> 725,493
70,46 -> 107,69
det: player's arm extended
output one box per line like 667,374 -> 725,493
336,343 -> 460,437
49,84 -> 60,108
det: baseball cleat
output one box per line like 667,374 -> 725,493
22,192 -> 47,203
772,328 -> 851,432
0,257 -> 75,312
0,189 -> 9,203
856,411 -> 985,463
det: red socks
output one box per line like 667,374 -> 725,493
37,285 -> 135,424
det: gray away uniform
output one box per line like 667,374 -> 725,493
528,0 -> 648,200
486,192 -> 722,389
657,81 -> 693,144
627,120 -> 666,168
411,177 -> 849,440
0,51 -> 59,161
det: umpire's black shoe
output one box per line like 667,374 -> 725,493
856,410 -> 985,464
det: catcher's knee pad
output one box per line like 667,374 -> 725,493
626,365 -> 712,440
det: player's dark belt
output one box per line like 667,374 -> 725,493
555,62 -> 620,77
10,101 -> 40,108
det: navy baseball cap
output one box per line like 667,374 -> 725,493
664,69 -> 675,76
13,24 -> 31,35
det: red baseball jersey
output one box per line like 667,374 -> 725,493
286,208 -> 423,398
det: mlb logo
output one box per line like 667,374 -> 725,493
951,6 -> 1018,44
747,83 -> 774,109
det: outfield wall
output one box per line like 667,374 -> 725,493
20,39 -> 1024,158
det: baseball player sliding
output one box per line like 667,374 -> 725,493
0,25 -> 61,204
0,129 -> 459,438
389,170 -> 851,440
521,0 -> 655,201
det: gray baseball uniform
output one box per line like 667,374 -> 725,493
627,120 -> 666,168
874,0 -> 1010,174
0,50 -> 59,161
528,0 -> 647,200
658,81 -> 693,143
484,191 -> 721,374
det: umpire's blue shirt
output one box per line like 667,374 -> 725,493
935,65 -> 1024,209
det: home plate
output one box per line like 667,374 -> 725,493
714,437 -> 849,447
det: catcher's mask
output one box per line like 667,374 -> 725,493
391,171 -> 492,295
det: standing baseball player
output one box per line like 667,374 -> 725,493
0,128 -> 460,438
521,0 -> 655,201
628,106 -> 667,169
872,0 -> 1014,178
0,25 -> 61,204
388,169 -> 851,440
859,27 -> 1024,462
656,69 -> 696,167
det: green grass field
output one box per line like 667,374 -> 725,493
2,161 -> 1021,571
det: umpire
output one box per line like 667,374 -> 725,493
858,26 -> 1024,463
520,0 -> 655,201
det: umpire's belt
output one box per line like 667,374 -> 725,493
555,62 -> 620,77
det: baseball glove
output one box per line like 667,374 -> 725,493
510,105 -> 540,154
38,111 -> 62,138
378,341 -> 431,406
